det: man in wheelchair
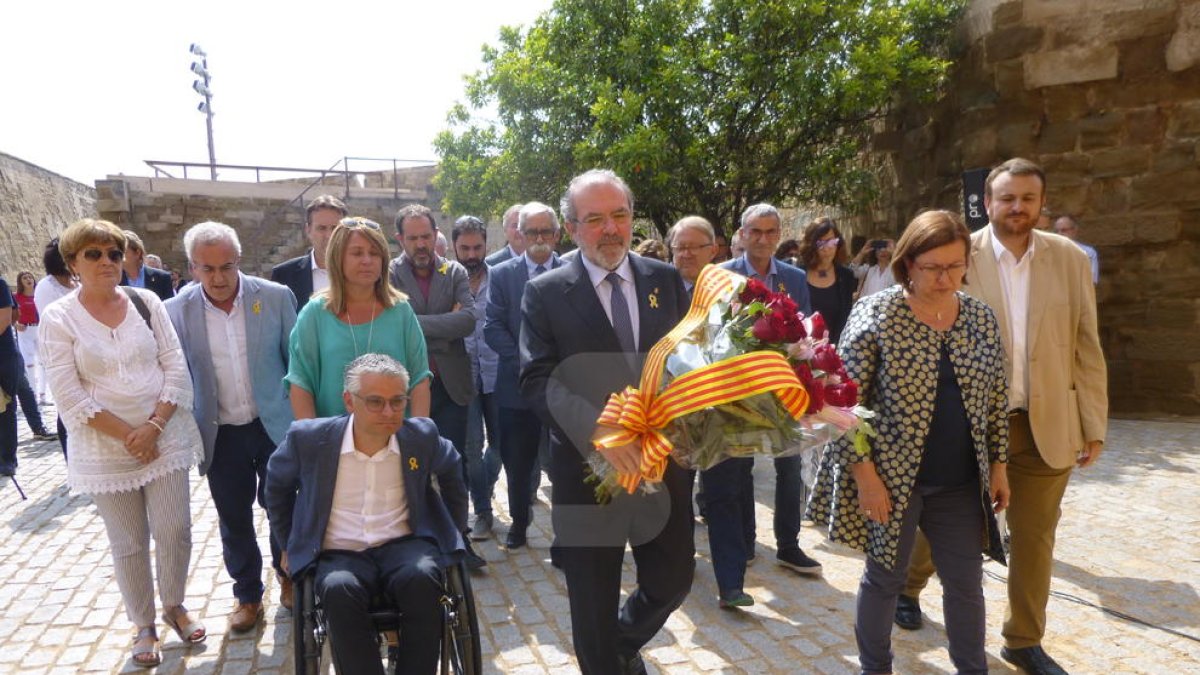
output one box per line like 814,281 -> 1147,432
266,353 -> 469,674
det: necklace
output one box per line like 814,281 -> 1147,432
817,269 -> 830,278
344,303 -> 378,357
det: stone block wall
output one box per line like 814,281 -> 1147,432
873,0 -> 1200,416
0,152 -> 95,281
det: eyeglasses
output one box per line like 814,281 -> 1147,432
521,229 -> 558,241
82,248 -> 125,263
580,210 -> 633,228
670,243 -> 713,254
352,393 -> 410,412
915,262 -> 967,279
816,238 -> 842,249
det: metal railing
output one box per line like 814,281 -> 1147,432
143,156 -> 437,201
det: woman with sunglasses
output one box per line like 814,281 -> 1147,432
809,210 -> 1009,675
797,217 -> 857,344
286,217 -> 431,420
38,219 -> 205,668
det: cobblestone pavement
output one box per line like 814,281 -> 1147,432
2,406 -> 1198,674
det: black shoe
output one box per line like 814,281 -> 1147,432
1001,645 -> 1069,675
776,547 -> 822,576
462,538 -> 487,571
504,527 -> 527,549
894,594 -> 923,630
32,430 -> 58,441
617,652 -> 647,675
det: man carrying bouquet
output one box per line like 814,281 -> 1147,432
722,203 -> 823,577
520,169 -> 693,674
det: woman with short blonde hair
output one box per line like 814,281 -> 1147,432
40,218 -> 205,668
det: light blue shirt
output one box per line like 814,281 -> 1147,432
129,264 -> 147,289
465,269 -> 499,394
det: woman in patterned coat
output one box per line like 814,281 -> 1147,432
808,210 -> 1010,675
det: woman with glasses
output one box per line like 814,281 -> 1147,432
808,210 -> 1010,675
797,217 -> 857,343
286,217 -> 431,420
38,219 -> 205,668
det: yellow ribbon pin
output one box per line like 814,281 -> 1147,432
438,262 -> 450,275
648,288 -> 659,309
408,457 -> 418,470
777,282 -> 786,293
252,300 -> 261,315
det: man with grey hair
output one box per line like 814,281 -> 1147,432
1053,215 -> 1099,284
486,203 -> 526,265
166,221 -> 299,630
265,353 -> 468,675
484,201 -> 563,549
721,202 -> 822,578
520,169 -> 692,674
666,215 -> 717,293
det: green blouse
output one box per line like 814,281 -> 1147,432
286,297 -> 431,418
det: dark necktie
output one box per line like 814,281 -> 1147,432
606,272 -> 636,354
534,264 -> 546,278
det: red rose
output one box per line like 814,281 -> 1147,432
807,312 -> 828,341
752,314 -> 786,343
739,278 -> 771,304
806,377 -> 826,413
825,380 -> 859,407
812,343 -> 842,374
768,294 -> 798,317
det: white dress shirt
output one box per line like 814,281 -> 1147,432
580,253 -> 640,351
310,250 -> 330,295
202,283 -> 257,425
991,228 -> 1035,410
323,416 -> 411,551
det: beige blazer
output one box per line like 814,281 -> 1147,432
965,226 -> 1108,469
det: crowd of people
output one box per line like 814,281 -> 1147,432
0,156 -> 1107,675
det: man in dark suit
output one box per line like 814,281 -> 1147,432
265,353 -> 468,675
165,221 -> 298,630
119,230 -> 175,301
721,203 -> 823,577
484,201 -> 562,549
270,194 -> 347,311
520,170 -> 693,674
484,203 -> 525,266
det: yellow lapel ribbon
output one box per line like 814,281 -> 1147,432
408,457 -> 418,471
593,265 -> 810,493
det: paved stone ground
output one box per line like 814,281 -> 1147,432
2,406 -> 1198,674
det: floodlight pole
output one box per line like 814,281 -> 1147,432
190,44 -> 217,180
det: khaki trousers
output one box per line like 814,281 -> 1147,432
902,412 -> 1073,648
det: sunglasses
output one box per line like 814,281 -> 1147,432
82,248 -> 125,263
816,237 -> 841,249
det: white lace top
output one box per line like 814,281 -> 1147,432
39,288 -> 201,494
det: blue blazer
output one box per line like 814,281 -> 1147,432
484,254 -> 561,409
165,274 -> 298,474
270,253 -> 314,311
721,255 -> 813,314
484,245 -> 515,267
121,266 -> 176,301
265,416 -> 468,577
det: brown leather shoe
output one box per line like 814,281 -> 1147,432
228,602 -> 263,633
278,575 -> 294,610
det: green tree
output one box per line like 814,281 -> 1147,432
435,0 -> 963,233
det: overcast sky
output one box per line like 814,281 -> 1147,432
0,0 -> 554,185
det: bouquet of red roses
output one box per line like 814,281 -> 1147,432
590,266 -> 873,498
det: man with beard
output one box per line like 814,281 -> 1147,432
271,195 -> 347,311
484,202 -> 563,550
899,158 -> 1107,675
486,203 -> 525,265
452,216 -> 503,542
520,170 -> 692,673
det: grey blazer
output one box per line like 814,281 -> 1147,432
389,255 -> 477,406
165,274 -> 298,474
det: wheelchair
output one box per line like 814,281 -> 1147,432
292,558 -> 481,674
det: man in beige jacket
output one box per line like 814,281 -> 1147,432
899,158 -> 1108,675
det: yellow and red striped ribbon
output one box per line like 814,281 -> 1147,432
594,265 -> 810,493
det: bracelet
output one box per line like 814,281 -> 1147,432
146,418 -> 165,433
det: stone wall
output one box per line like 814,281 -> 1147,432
94,176 -> 452,281
873,0 -> 1200,416
0,152 -> 95,281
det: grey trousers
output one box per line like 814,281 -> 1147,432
856,481 -> 987,675
92,469 -> 192,628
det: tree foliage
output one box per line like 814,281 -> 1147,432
435,0 -> 964,233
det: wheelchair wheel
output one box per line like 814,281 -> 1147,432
441,562 -> 481,675
293,574 -> 328,675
